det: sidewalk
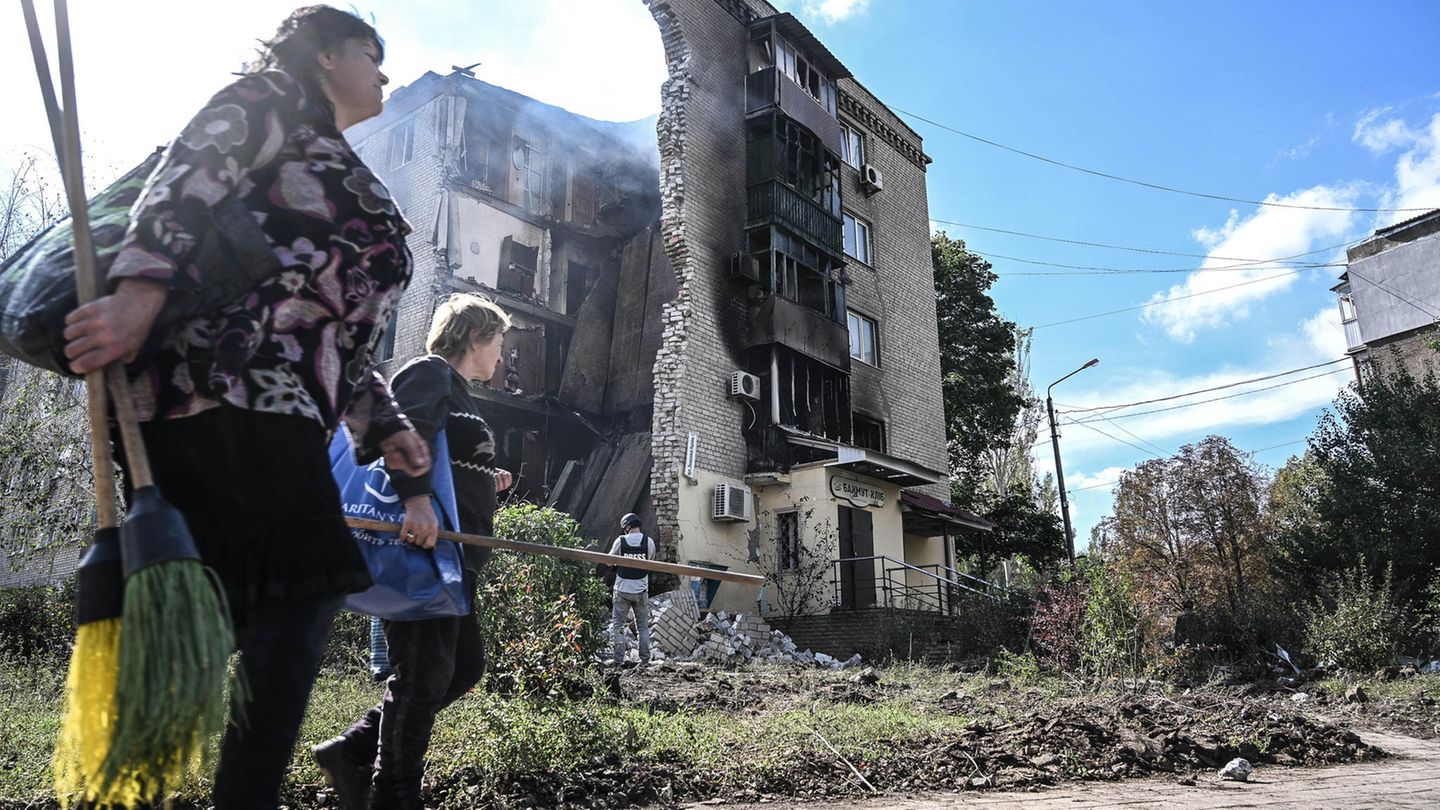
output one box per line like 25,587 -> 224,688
740,730 -> 1440,809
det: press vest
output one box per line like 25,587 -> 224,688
616,534 -> 651,580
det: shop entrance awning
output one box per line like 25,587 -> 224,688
823,446 -> 944,488
900,490 -> 996,536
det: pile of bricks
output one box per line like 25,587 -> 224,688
608,589 -> 862,669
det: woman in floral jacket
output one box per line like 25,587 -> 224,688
61,7 -> 428,807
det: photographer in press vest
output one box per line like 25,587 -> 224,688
607,513 -> 657,665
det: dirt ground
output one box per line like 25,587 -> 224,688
511,663 -> 1396,807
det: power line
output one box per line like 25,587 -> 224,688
1063,418 -> 1167,459
1069,366 -> 1354,424
933,219 -> 1361,265
1068,437 -> 1311,492
1033,270 -> 1302,329
1248,438 -> 1309,455
895,107 -> 1433,214
1059,357 -> 1351,415
979,250 -> 1340,276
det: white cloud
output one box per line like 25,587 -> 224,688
1140,187 -> 1358,342
1354,107 -> 1419,154
802,0 -> 871,24
1381,112 -> 1440,226
1070,466 -> 1126,493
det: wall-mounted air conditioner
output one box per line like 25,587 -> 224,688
861,163 -> 884,195
729,370 -> 761,401
730,251 -> 760,283
712,482 -> 753,522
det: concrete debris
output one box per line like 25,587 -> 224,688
1423,661 -> 1440,674
605,589 -> 862,669
1344,685 -> 1369,704
1289,692 -> 1310,704
1218,757 -> 1253,782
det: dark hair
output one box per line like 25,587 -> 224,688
245,6 -> 383,118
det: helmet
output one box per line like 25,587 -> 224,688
620,513 -> 641,530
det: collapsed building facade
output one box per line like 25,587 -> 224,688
351,0 -> 994,624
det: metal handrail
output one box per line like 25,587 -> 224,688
925,562 -> 1012,598
833,555 -> 998,611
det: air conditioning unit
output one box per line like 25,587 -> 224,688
712,482 -> 753,522
860,163 -> 884,195
730,251 -> 760,283
729,370 -> 761,401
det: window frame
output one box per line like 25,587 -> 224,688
774,509 -> 801,573
840,123 -> 865,169
842,212 -> 872,265
847,309 -> 879,367
388,120 -> 416,170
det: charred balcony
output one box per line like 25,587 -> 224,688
745,113 -> 843,258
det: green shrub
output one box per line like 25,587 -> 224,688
1079,560 -> 1143,680
0,579 -> 75,661
1303,563 -> 1409,672
481,504 -> 609,698
994,648 -> 1039,684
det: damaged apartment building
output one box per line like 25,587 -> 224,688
350,0 -> 994,625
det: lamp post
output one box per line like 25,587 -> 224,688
1046,358 -> 1098,566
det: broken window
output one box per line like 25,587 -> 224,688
775,510 -> 800,572
772,348 -> 851,442
570,171 -> 598,224
374,306 -> 399,363
565,261 -> 594,316
498,236 -> 539,295
512,138 -> 545,213
847,309 -> 877,366
852,413 -> 886,453
840,123 -> 864,169
388,120 -> 415,170
752,227 -> 845,322
772,35 -> 836,116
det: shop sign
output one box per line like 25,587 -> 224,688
830,475 -> 886,508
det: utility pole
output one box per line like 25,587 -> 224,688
1046,358 -> 1098,566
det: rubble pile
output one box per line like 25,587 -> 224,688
609,589 -> 861,669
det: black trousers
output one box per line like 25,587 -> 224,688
340,596 -> 485,806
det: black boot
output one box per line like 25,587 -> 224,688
312,736 -> 372,810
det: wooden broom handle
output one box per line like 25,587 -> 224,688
344,517 -> 764,585
27,0 -> 158,502
19,0 -> 122,526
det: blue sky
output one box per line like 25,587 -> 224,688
6,1 -> 1439,546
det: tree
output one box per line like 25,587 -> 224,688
1279,357 -> 1440,603
0,152 -> 93,583
932,233 -> 1023,507
1097,436 -> 1274,646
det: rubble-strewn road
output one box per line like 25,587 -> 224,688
739,729 -> 1440,809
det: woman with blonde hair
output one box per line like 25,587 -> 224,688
315,292 -> 513,809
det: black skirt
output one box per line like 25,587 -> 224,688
121,405 -> 372,612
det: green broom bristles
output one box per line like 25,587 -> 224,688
97,561 -> 236,798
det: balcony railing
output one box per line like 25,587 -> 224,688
1342,318 -> 1364,352
746,180 -> 843,257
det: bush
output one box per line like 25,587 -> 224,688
1031,575 -> 1086,671
481,504 -> 609,698
1303,563 -> 1409,672
1080,560 -> 1143,680
0,579 -> 75,661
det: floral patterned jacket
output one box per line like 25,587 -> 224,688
109,70 -> 411,460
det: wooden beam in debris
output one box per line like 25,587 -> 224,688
343,517 -> 764,585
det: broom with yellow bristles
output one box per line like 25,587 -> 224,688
22,1 -> 239,804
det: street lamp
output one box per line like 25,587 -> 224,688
1046,358 -> 1098,567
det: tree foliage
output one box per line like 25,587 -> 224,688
1096,436 -> 1274,647
932,233 -> 1023,506
1278,358 -> 1440,603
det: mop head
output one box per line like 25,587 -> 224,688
94,486 -> 239,802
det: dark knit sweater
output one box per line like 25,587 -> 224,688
388,355 -> 498,573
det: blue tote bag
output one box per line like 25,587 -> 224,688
329,426 -> 469,620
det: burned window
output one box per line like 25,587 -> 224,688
772,348 -> 851,442
773,35 -> 836,116
746,113 -> 841,219
512,138 -> 545,212
775,510 -> 800,572
374,306 -> 399,363
753,228 -> 845,322
852,413 -> 886,453
498,236 -> 539,295
570,171 -> 598,224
